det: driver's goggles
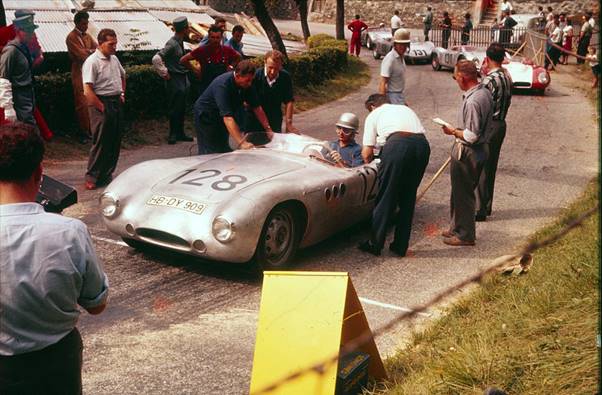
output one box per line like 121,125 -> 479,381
336,126 -> 356,135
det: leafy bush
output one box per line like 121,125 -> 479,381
35,40 -> 349,131
306,33 -> 337,48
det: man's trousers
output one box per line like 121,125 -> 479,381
476,119 -> 506,217
449,141 -> 488,242
371,133 -> 430,253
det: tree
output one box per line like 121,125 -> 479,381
293,0 -> 311,41
0,0 -> 6,27
335,0 -> 344,40
249,0 -> 288,59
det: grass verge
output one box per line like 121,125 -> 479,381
44,56 -> 370,161
372,178 -> 599,395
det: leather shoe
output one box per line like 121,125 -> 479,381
85,181 -> 97,190
357,240 -> 381,256
168,135 -> 177,145
441,229 -> 454,238
177,134 -> 193,142
443,236 -> 475,246
475,214 -> 487,222
389,243 -> 407,257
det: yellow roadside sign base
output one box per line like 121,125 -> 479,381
249,271 -> 387,395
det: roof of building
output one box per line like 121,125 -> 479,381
4,0 -> 306,55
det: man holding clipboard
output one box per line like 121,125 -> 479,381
436,60 -> 493,246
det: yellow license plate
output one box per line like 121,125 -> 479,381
146,195 -> 205,215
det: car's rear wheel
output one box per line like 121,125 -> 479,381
366,37 -> 373,49
255,205 -> 300,270
431,54 -> 441,71
373,49 -> 381,60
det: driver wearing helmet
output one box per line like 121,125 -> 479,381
323,112 -> 363,168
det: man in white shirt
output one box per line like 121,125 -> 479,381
357,94 -> 430,257
82,28 -> 126,190
379,28 -> 410,105
390,10 -> 402,35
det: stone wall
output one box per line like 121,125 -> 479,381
207,0 -> 299,19
310,0 -> 599,27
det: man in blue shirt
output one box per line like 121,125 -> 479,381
324,112 -> 363,168
0,122 -> 109,394
226,24 -> 244,56
193,60 -> 273,154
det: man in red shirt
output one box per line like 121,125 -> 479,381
180,24 -> 241,95
347,14 -> 368,57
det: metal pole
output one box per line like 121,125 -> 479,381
416,156 -> 452,202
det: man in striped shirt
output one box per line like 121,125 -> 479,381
476,42 -> 512,221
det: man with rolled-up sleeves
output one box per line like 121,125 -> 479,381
82,29 -> 126,190
440,60 -> 493,246
358,94 -> 430,257
0,122 -> 109,395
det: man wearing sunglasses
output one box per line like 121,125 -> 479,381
323,112 -> 363,168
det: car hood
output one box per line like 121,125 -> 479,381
150,151 -> 304,203
505,62 -> 532,83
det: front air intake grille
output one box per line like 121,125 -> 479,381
136,228 -> 190,249
514,82 -> 531,87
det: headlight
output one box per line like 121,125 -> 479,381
212,216 -> 235,243
99,192 -> 119,218
537,71 -> 549,84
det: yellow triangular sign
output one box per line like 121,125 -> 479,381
249,272 -> 387,395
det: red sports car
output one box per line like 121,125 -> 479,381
481,57 -> 550,95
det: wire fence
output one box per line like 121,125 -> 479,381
250,202 -> 599,394
429,26 -> 535,50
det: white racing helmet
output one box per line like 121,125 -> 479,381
335,112 -> 359,132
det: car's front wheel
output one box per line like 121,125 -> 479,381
431,54 -> 441,71
373,49 -> 381,60
255,205 -> 300,270
366,37 -> 373,49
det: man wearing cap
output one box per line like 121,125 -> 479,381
66,10 -> 97,144
439,60 -> 492,246
358,94 -> 430,257
379,28 -> 410,105
152,16 -> 194,145
82,29 -> 126,191
0,12 -> 39,126
323,113 -> 363,168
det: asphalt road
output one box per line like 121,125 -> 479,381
45,45 -> 598,394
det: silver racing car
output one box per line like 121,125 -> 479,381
100,133 -> 378,269
431,45 -> 487,71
